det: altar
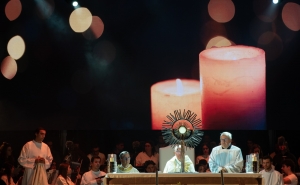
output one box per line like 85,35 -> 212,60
104,173 -> 264,185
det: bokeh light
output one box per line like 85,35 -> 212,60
35,0 -> 55,19
69,7 -> 93,33
93,40 -> 116,65
206,36 -> 234,49
253,0 -> 278,23
1,56 -> 17,80
82,16 -> 104,40
200,20 -> 227,47
282,2 -> 300,31
7,35 -> 26,60
5,0 -> 22,21
208,0 -> 235,23
257,31 -> 282,61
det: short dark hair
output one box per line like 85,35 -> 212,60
198,159 -> 208,166
91,156 -> 101,163
282,159 -> 295,172
35,127 -> 46,134
262,155 -> 273,162
143,160 -> 156,169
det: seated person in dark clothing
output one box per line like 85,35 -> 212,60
273,136 -> 297,172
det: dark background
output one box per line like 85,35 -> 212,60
0,0 -> 300,130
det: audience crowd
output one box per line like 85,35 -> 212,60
0,129 -> 299,185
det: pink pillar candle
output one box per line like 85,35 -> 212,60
151,79 -> 201,130
199,45 -> 266,129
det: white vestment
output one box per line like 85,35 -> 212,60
163,155 -> 195,173
208,145 -> 243,173
284,174 -> 298,185
55,175 -> 74,185
18,140 -> 53,185
80,170 -> 106,185
116,164 -> 140,173
135,152 -> 159,167
259,168 -> 283,185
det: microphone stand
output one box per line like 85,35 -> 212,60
221,170 -> 224,185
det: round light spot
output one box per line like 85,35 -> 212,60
200,20 -> 227,47
82,16 -> 104,40
69,7 -> 93,33
206,36 -> 234,49
178,126 -> 187,134
1,56 -> 17,80
35,0 -> 55,19
282,2 -> 300,31
93,40 -> 116,65
257,31 -> 282,61
253,0 -> 279,23
7,35 -> 26,60
5,0 -> 22,21
208,0 -> 235,23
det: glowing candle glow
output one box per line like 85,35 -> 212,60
199,45 -> 266,129
151,79 -> 201,130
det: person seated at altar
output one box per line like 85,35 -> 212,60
163,145 -> 196,173
117,151 -> 139,173
196,159 -> 211,173
143,160 -> 156,173
208,131 -> 243,173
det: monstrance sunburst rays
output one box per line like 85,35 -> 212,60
162,109 -> 203,148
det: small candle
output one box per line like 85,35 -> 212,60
151,79 -> 201,130
199,45 -> 266,129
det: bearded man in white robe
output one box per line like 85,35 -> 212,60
163,145 -> 195,173
208,132 -> 243,173
259,155 -> 283,185
18,127 -> 53,185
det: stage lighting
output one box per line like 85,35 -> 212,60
273,0 -> 279,4
72,1 -> 78,7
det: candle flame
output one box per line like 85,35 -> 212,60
176,78 -> 183,96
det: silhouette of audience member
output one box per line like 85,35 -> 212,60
0,142 -> 14,168
135,141 -> 159,168
196,143 -> 210,164
0,162 -> 15,185
273,136 -> 297,172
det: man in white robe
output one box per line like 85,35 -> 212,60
116,151 -> 139,173
208,132 -> 243,173
163,145 -> 195,173
80,156 -> 106,185
259,155 -> 283,185
18,127 -> 53,185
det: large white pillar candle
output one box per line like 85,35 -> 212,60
199,45 -> 266,129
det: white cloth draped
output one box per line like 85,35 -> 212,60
30,163 -> 49,185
